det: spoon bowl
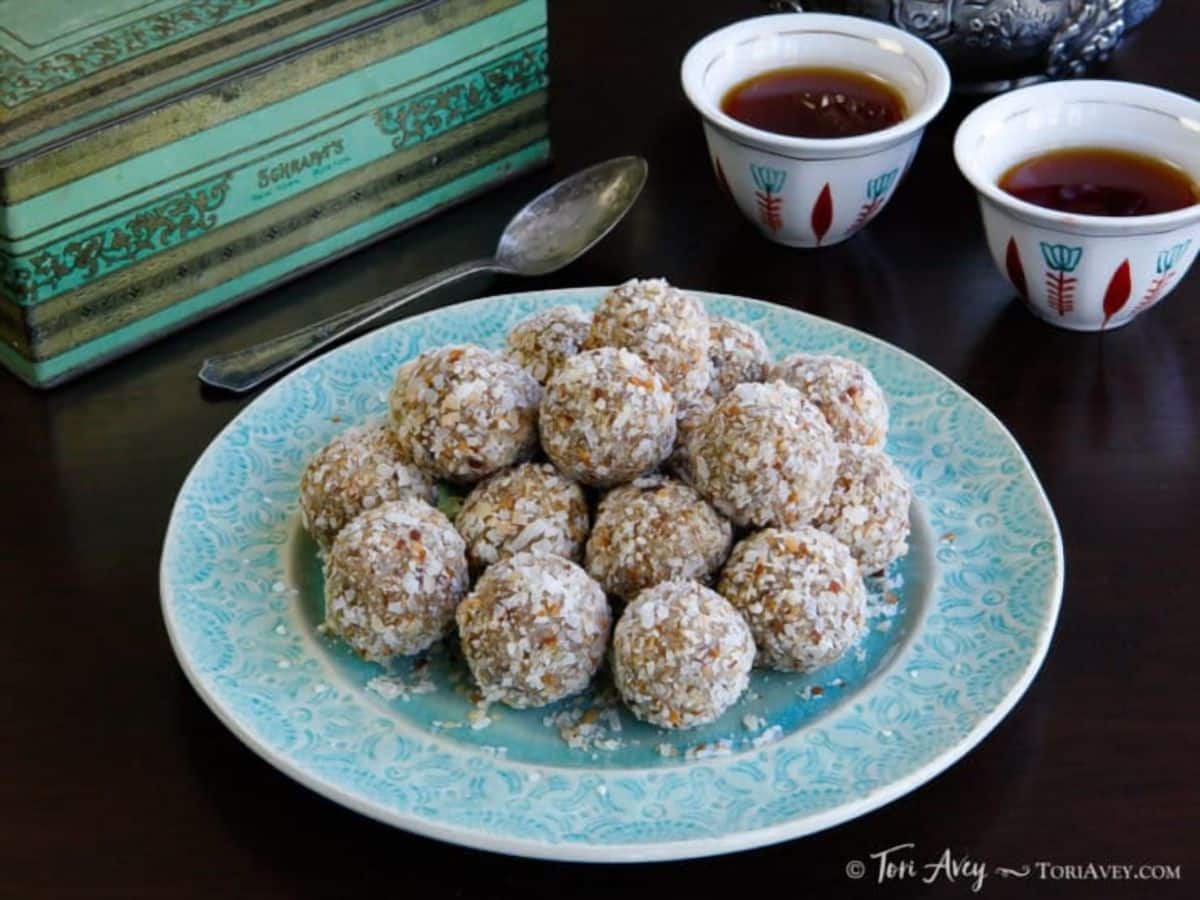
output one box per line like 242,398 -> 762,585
497,156 -> 648,275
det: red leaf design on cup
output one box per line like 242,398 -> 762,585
1102,259 -> 1132,327
713,156 -> 731,198
811,184 -> 833,245
1005,238 -> 1028,301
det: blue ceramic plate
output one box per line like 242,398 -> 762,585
161,288 -> 1063,861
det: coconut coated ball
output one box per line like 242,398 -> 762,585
612,580 -> 755,729
505,305 -> 593,384
691,381 -> 838,528
539,347 -> 676,487
390,344 -> 541,483
586,475 -> 731,602
813,445 -> 911,573
324,497 -> 469,661
585,278 -> 711,405
718,527 -> 866,672
456,552 -> 610,708
665,396 -> 715,484
705,316 -> 770,399
299,421 -> 435,551
455,462 -> 590,573
769,353 -> 888,448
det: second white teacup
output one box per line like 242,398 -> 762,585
955,80 -> 1200,331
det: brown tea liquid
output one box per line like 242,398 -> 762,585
720,66 -> 906,139
999,147 -> 1198,216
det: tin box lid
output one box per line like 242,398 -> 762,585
0,0 -> 428,166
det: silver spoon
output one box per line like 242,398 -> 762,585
199,156 -> 648,393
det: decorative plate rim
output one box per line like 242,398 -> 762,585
161,287 -> 1064,862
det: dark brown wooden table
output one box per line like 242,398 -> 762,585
3,3 -> 1197,897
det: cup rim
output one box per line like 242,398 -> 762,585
954,79 -> 1200,235
680,13 -> 952,159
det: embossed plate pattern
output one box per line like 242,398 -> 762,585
160,288 -> 1063,861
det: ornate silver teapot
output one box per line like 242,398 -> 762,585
766,1 -> 1162,91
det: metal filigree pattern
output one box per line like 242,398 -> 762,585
763,0 -> 1151,87
1047,0 -> 1127,78
962,1 -> 1059,52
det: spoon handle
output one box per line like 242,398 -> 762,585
199,257 -> 500,393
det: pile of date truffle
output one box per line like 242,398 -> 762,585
299,279 -> 910,730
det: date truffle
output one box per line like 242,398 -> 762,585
612,580 -> 755,729
718,527 -> 866,672
324,497 -> 469,662
299,420 -> 435,551
390,344 -> 541,483
813,445 -> 911,573
505,305 -> 593,385
455,462 -> 590,573
456,552 -> 610,708
691,381 -> 838,528
584,278 -> 711,405
705,315 -> 770,399
586,475 -> 731,601
769,353 -> 888,448
539,347 -> 676,487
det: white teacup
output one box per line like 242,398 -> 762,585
955,80 -> 1200,331
681,13 -> 950,248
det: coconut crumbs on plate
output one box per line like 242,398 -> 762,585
742,714 -> 766,732
542,691 -> 626,752
364,656 -> 437,702
751,725 -> 783,749
683,739 -> 733,761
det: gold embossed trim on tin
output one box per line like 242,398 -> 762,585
0,36 -> 548,311
0,0 -> 524,201
23,103 -> 548,360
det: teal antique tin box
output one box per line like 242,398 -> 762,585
0,0 -> 550,387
